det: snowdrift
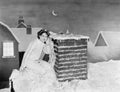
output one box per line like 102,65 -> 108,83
2,60 -> 120,92
87,41 -> 108,63
88,60 -> 120,91
55,60 -> 120,92
88,40 -> 120,63
56,60 -> 120,92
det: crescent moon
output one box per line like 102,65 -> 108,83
52,10 -> 57,16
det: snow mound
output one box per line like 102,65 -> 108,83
88,60 -> 120,91
89,60 -> 120,84
2,60 -> 120,92
0,88 -> 9,92
55,60 -> 120,92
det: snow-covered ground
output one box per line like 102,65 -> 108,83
1,60 -> 120,92
0,89 -> 9,92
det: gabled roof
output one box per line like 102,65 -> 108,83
11,28 -> 42,51
0,22 -> 20,43
17,22 -> 27,28
94,31 -> 120,46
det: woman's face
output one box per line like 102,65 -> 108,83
39,33 -> 48,43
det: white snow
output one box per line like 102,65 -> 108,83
88,40 -> 110,62
1,60 -> 120,92
52,34 -> 89,40
88,32 -> 120,62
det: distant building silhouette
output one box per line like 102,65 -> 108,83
0,22 -> 19,89
17,16 -> 27,28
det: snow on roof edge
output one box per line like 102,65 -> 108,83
0,22 -> 20,43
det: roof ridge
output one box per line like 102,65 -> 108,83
0,21 -> 20,43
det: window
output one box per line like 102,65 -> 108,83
2,41 -> 14,58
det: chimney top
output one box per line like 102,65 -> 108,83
17,16 -> 27,28
18,16 -> 24,24
27,25 -> 31,27
26,25 -> 32,34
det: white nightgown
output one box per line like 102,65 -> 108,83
9,38 -> 57,92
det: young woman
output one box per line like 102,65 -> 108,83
20,29 -> 51,70
10,29 -> 57,92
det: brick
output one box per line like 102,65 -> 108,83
54,64 -> 87,70
54,62 -> 87,67
55,58 -> 85,62
54,50 -> 81,55
53,36 -> 88,82
54,39 -> 75,46
54,45 -> 87,51
53,39 -> 88,46
56,68 -> 87,74
57,73 -> 87,79
56,53 -> 87,59
58,77 -> 87,82
80,39 -> 88,45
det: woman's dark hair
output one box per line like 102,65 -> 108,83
37,29 -> 50,39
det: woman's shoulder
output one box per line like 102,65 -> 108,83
46,38 -> 53,45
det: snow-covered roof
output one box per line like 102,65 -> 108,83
3,59 -> 120,92
11,28 -> 42,51
0,22 -> 20,43
94,31 -> 120,46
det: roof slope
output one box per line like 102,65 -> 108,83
17,22 -> 27,28
95,33 -> 107,46
94,31 -> 120,46
0,22 -> 19,43
11,28 -> 42,51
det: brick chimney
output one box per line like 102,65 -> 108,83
26,25 -> 32,34
18,16 -> 24,24
17,16 -> 27,28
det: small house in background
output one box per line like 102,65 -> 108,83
10,16 -> 41,66
94,31 -> 108,46
0,22 -> 19,83
17,16 -> 27,28
11,27 -> 42,66
11,16 -> 56,66
94,31 -> 120,47
89,31 -> 120,62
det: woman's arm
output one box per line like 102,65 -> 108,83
46,38 -> 56,67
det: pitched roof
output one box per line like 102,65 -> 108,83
17,22 -> 27,28
11,28 -> 42,51
94,31 -> 120,46
0,22 -> 19,43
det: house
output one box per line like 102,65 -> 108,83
94,31 -> 120,48
94,31 -> 108,46
11,27 -> 42,52
11,16 -> 57,65
12,16 -> 42,52
8,16 -> 41,66
17,16 -> 27,28
0,22 -> 19,86
88,31 -> 120,62
11,27 -> 42,65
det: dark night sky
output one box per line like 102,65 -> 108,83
1,0 -> 120,41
